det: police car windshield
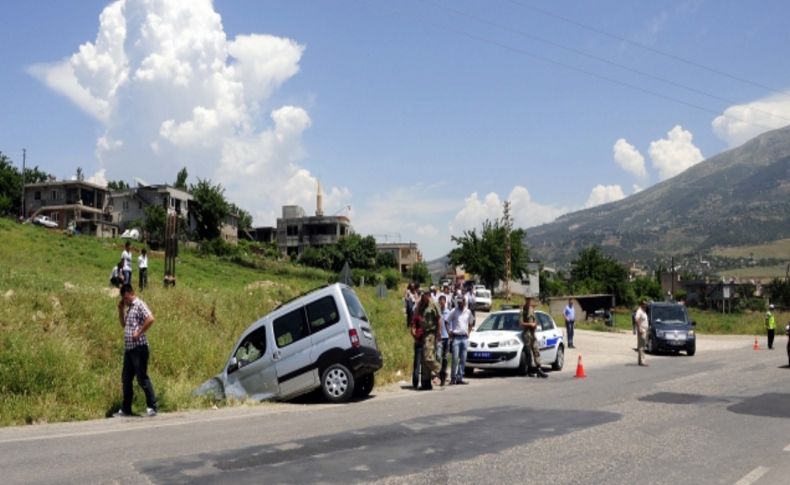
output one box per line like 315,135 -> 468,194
652,306 -> 687,324
477,313 -> 521,332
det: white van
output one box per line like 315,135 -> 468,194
201,283 -> 383,403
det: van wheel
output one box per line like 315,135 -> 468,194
353,373 -> 374,398
321,363 -> 355,403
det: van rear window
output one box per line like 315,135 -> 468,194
306,296 -> 340,333
341,288 -> 368,322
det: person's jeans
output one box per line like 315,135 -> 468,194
122,345 -> 157,414
123,269 -> 132,286
412,342 -> 423,388
139,268 -> 148,290
436,337 -> 449,384
566,321 -> 575,347
452,336 -> 468,383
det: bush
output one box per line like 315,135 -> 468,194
351,269 -> 380,286
198,238 -> 238,257
382,269 -> 402,290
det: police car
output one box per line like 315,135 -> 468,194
466,309 -> 564,376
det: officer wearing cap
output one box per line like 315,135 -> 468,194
520,296 -> 548,378
765,304 -> 777,350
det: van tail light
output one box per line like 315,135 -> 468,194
349,329 -> 360,348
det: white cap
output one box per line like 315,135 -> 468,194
769,304 -> 775,309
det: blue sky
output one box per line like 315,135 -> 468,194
2,0 -> 790,259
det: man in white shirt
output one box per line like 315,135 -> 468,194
563,299 -> 576,349
447,297 -> 474,384
635,300 -> 649,366
121,241 -> 133,286
138,248 -> 149,291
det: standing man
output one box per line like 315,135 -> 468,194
138,248 -> 149,291
121,241 -> 133,286
635,300 -> 649,367
437,295 -> 451,386
521,297 -> 548,378
447,296 -> 474,384
411,291 -> 441,390
114,284 -> 158,417
765,304 -> 776,350
563,298 -> 576,349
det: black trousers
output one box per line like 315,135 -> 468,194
139,268 -> 148,290
767,329 -> 775,349
122,345 -> 157,414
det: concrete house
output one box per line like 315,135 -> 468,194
109,184 -> 193,232
23,180 -> 116,237
375,242 -> 422,275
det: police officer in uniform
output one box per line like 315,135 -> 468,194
765,304 -> 776,350
521,296 -> 548,378
411,291 -> 442,389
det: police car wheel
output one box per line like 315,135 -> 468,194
321,363 -> 355,403
517,351 -> 528,376
552,346 -> 564,371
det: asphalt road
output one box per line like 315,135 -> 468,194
1,329 -> 789,485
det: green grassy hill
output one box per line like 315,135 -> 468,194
0,218 -> 412,426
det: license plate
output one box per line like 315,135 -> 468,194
471,352 -> 491,359
669,339 -> 685,345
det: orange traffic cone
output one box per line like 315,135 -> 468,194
574,354 -> 587,378
753,336 -> 760,351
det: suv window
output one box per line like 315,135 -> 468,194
274,308 -> 309,347
306,296 -> 340,333
342,287 -> 368,322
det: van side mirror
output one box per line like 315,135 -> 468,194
228,356 -> 239,373
691,321 -> 696,326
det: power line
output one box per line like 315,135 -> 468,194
364,2 -> 782,132
508,0 -> 790,99
421,0 -> 790,124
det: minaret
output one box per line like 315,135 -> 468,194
316,180 -> 324,216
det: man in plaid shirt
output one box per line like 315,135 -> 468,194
113,284 -> 158,417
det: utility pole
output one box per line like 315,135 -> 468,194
503,200 -> 512,301
20,148 -> 26,219
671,256 -> 675,300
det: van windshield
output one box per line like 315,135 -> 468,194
652,306 -> 688,324
342,287 -> 368,322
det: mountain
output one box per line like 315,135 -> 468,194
526,124 -> 790,267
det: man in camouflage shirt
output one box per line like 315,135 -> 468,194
521,296 -> 548,379
411,291 -> 442,389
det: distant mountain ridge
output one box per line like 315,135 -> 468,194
525,124 -> 790,267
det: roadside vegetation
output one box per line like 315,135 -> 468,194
0,218 -> 415,426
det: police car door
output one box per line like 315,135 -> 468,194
226,324 -> 279,401
272,306 -> 317,398
536,313 -> 561,363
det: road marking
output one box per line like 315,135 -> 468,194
735,466 -> 769,485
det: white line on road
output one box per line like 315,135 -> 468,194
734,466 -> 769,485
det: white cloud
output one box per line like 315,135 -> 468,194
712,93 -> 790,147
30,0 -> 340,227
585,184 -> 625,208
648,125 -> 704,180
613,138 -> 647,178
87,169 -> 109,187
449,186 -> 567,236
632,183 -> 643,194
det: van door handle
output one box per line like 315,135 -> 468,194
272,350 -> 280,360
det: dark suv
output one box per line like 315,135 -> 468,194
646,302 -> 696,356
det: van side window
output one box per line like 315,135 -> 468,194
306,296 -> 340,333
274,308 -> 309,348
232,326 -> 267,371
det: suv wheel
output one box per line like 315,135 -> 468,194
321,363 -> 355,403
353,373 -> 375,398
646,335 -> 655,354
686,344 -> 696,357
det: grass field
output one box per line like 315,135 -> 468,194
712,239 -> 790,259
0,218 -> 415,426
716,265 -> 788,279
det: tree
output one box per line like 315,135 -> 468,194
409,261 -> 431,285
144,205 -> 167,243
107,180 -> 130,191
190,178 -> 229,240
375,251 -> 398,269
229,202 -> 253,232
174,167 -> 188,190
336,234 -> 377,270
448,219 -> 528,290
0,152 -> 49,216
631,275 -> 662,302
539,270 -> 568,302
569,246 -> 631,305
